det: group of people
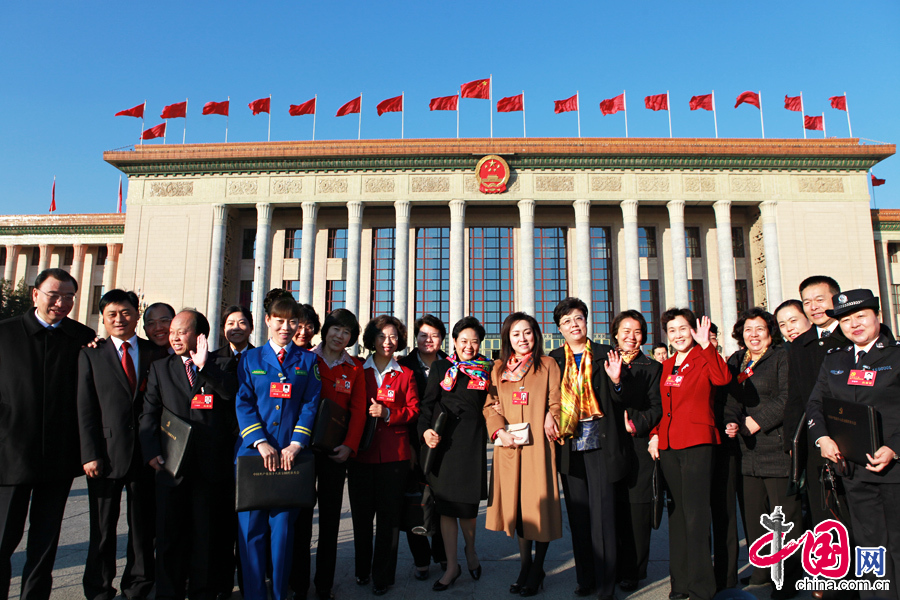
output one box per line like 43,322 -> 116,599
0,268 -> 897,600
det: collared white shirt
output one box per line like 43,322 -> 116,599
313,344 -> 355,369
268,339 -> 295,356
816,321 -> 839,338
230,343 -> 250,360
854,339 -> 878,360
34,309 -> 61,329
111,334 -> 140,375
363,354 -> 403,388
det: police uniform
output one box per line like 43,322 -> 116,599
234,341 -> 322,600
807,290 -> 900,596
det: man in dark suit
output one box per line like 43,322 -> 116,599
78,289 -> 158,600
0,268 -> 96,600
140,310 -> 238,600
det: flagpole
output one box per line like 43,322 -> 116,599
667,90 -> 672,138
183,98 -> 188,144
313,94 -> 317,141
576,91 -> 581,138
140,101 -> 145,146
624,90 -> 629,138
267,94 -> 272,142
759,90 -> 765,139
358,93 -> 362,141
822,113 -> 826,138
401,92 -> 405,139
712,90 -> 718,138
521,91 -> 526,138
456,92 -> 460,139
118,175 -> 122,213
800,93 -> 806,139
163,120 -> 167,145
844,92 -> 853,138
226,96 -> 230,143
489,74 -> 493,139
871,171 -> 878,209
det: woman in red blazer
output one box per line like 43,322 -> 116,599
348,315 -> 420,596
649,309 -> 731,600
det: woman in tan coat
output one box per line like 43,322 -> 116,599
485,312 -> 562,597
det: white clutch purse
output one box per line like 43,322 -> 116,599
494,422 -> 533,446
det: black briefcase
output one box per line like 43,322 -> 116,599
651,459 -> 665,530
235,452 -> 316,512
311,397 -> 350,454
421,407 -> 448,475
159,407 -> 192,478
787,412 -> 807,496
823,397 -> 883,466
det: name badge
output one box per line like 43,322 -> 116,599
848,370 -> 876,386
270,382 -> 292,398
191,394 -> 214,409
664,374 -> 684,387
737,367 -> 754,384
467,378 -> 488,391
335,379 -> 352,395
512,391 -> 529,405
376,388 -> 395,402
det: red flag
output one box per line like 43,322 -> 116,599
830,95 -> 847,111
644,93 -> 668,111
600,93 -> 625,116
336,96 -> 361,117
689,94 -> 713,111
377,95 -> 403,116
804,115 -> 824,131
497,94 -> 523,113
872,173 -> 886,187
249,98 -> 271,115
202,100 -> 229,116
553,94 -> 578,114
784,95 -> 803,112
115,103 -> 144,118
160,101 -> 186,119
289,98 -> 316,116
49,179 -> 56,213
429,95 -> 459,111
141,123 -> 166,140
734,91 -> 760,109
117,177 -> 123,213
461,78 -> 490,99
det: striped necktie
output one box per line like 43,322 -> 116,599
184,357 -> 196,387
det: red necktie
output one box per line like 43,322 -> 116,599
277,348 -> 286,364
121,340 -> 137,393
184,357 -> 196,387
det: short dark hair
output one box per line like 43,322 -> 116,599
732,307 -> 781,347
321,309 -> 360,348
144,302 -> 175,323
709,322 -> 719,336
653,342 -> 668,351
298,304 -> 321,334
774,299 -> 804,318
661,307 -> 697,331
178,309 -> 210,338
553,297 -> 589,327
413,314 -> 446,340
799,276 -> 840,296
99,289 -> 140,314
35,268 -> 78,292
452,316 -> 485,342
499,312 -> 544,371
267,296 -> 301,320
362,315 -> 408,352
612,310 -> 647,345
221,305 -> 253,329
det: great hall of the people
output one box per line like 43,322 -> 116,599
2,137 -> 897,355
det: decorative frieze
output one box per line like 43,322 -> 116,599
535,175 -> 574,192
798,177 -> 844,193
317,178 -> 348,194
466,175 -> 520,193
411,176 -> 450,193
364,177 -> 395,193
730,175 -> 762,193
148,181 -> 193,197
227,180 -> 258,195
272,178 -> 302,194
590,176 -> 622,192
637,176 -> 669,193
684,176 -> 716,193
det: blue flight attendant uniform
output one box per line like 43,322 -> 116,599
235,342 -> 321,600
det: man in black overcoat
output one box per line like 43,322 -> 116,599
0,268 -> 96,600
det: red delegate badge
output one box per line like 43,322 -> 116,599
467,378 -> 488,391
664,374 -> 684,387
737,367 -> 754,384
512,391 -> 529,405
191,394 -> 214,409
269,382 -> 292,398
847,370 -> 876,386
376,388 -> 395,402
335,379 -> 352,395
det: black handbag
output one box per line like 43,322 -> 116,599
235,452 -> 316,511
358,414 -> 378,453
401,481 -> 437,536
310,397 -> 350,454
651,459 -> 665,530
420,406 -> 448,475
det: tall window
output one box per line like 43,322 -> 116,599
534,227 -> 568,333
371,228 -> 395,316
688,279 -> 706,316
590,227 -> 614,335
638,227 -> 657,258
242,229 -> 256,260
326,229 -> 348,312
893,285 -> 900,331
283,280 -> 301,300
0,247 -> 7,267
469,227 -> 515,336
640,279 -> 661,349
732,227 -> 745,258
63,247 -> 74,266
96,246 -> 108,266
31,248 -> 40,266
735,280 -> 750,315
91,285 -> 103,314
284,229 -> 302,259
240,280 -> 253,310
890,243 -> 900,264
415,228 -> 450,326
685,227 -> 702,258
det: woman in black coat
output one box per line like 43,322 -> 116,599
724,307 -> 801,596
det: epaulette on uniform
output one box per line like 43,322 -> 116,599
826,346 -> 846,354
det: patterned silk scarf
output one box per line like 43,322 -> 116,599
440,353 -> 493,391
616,347 -> 641,365
501,353 -> 534,382
559,343 -> 603,438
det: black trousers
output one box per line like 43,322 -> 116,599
292,452 -> 348,595
0,479 -> 73,600
742,475 -> 803,587
155,474 -> 234,600
843,478 -> 900,599
559,448 -> 617,598
614,496 -> 652,582
406,515 -> 446,568
660,445 -> 716,600
710,445 -> 743,590
83,462 -> 156,600
347,460 -> 409,588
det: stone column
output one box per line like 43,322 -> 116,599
667,200 -> 689,307
252,203 -> 274,348
4,245 -> 19,282
573,200 -> 593,335
517,199 -> 536,317
621,200 -> 641,311
393,200 -> 411,326
345,201 -> 364,320
37,244 -> 54,272
298,201 -> 318,304
102,244 -> 121,293
70,244 -> 86,320
206,204 -> 228,350
759,201 -> 783,309
449,200 -> 466,329
713,201 -> 739,355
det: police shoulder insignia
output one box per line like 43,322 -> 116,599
826,347 -> 841,354
251,369 -> 266,375
830,370 -> 844,375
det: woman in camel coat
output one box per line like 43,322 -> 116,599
484,312 -> 562,597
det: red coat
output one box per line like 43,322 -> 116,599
355,365 -> 420,464
652,343 -> 731,450
315,356 -> 368,455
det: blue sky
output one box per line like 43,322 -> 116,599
0,1 -> 897,214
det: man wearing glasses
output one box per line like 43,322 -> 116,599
0,268 -> 97,600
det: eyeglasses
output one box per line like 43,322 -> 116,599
35,289 -> 76,304
377,334 -> 399,342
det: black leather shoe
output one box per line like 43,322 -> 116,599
619,579 -> 638,592
573,586 -> 593,597
356,576 -> 370,586
669,594 -> 689,600
316,590 -> 335,600
510,567 -> 529,594
519,569 -> 544,597
432,566 -> 462,592
415,568 -> 430,581
373,584 -> 388,596
469,565 -> 482,581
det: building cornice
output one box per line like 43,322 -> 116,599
0,214 -> 125,237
